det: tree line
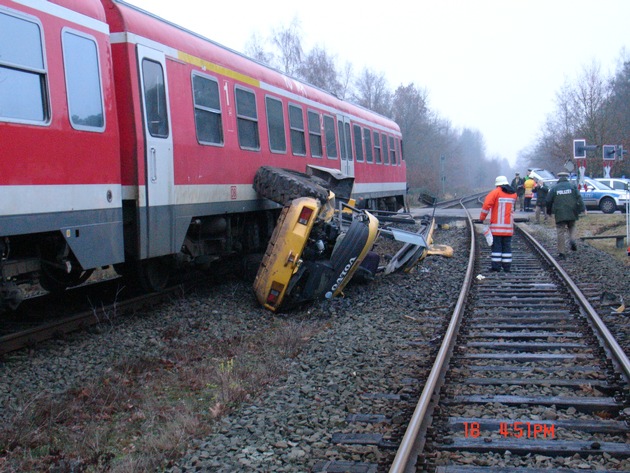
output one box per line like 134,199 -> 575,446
523,56 -> 630,180
246,19 -> 629,197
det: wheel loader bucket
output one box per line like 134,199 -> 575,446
427,244 -> 454,258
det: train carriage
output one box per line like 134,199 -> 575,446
0,0 -> 124,307
0,0 -> 407,308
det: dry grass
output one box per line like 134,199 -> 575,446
0,319 -> 322,472
575,213 -> 630,265
530,212 -> 629,265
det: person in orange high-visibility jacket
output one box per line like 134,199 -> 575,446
479,175 -> 517,272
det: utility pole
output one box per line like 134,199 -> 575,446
440,155 -> 446,196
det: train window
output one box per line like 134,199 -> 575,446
0,12 -> 49,123
373,131 -> 382,164
192,73 -> 223,145
62,30 -> 104,131
141,59 -> 169,138
399,138 -> 404,161
289,104 -> 306,155
363,128 -> 373,163
338,120 -> 346,161
265,96 -> 286,153
308,110 -> 322,158
382,133 -> 389,164
353,124 -> 363,162
389,136 -> 397,164
235,86 -> 260,150
344,122 -> 353,161
324,115 -> 337,159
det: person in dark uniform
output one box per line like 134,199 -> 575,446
534,178 -> 549,224
511,172 -> 524,211
546,172 -> 586,259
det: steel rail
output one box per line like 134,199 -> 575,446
518,223 -> 630,382
0,277 -> 200,356
390,211 -> 630,472
435,191 -> 487,209
388,202 -> 477,473
0,289 -> 169,356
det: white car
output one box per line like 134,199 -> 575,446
528,168 -> 556,182
533,177 -> 629,213
568,177 -> 628,213
595,178 -> 630,192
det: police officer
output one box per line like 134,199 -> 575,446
546,172 -> 586,259
511,172 -> 525,211
534,178 -> 549,224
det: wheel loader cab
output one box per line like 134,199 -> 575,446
253,197 -> 322,311
253,195 -> 379,312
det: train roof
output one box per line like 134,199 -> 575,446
47,0 -> 107,22
105,0 -> 400,134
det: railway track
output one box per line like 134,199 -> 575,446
389,214 -> 630,472
418,192 -> 488,209
0,288 -> 166,356
2,205 -> 629,472
0,269 -> 227,356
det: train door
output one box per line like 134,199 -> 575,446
137,45 -> 175,258
337,115 -> 355,178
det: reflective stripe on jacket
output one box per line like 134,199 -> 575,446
480,186 -> 517,236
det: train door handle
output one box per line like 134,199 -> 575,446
150,147 -> 157,182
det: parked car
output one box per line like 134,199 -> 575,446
529,168 -> 556,182
595,178 -> 630,192
532,176 -> 628,213
555,177 -> 628,213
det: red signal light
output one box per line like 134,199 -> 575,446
266,289 -> 280,305
266,281 -> 284,306
298,207 -> 314,225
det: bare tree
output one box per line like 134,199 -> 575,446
353,68 -> 392,116
571,62 -> 612,146
391,84 -> 429,189
244,32 -> 275,67
532,62 -> 613,177
391,83 -> 428,134
605,51 -> 630,177
531,84 -> 577,171
297,45 -> 342,95
336,61 -> 353,101
271,17 -> 303,76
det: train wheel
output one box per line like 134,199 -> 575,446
38,238 -> 94,292
239,253 -> 263,283
136,256 -> 171,293
253,166 -> 330,206
39,264 -> 94,293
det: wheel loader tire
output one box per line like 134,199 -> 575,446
253,166 -> 329,206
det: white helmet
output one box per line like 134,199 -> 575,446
495,175 -> 509,186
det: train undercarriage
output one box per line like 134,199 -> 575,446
0,166 -> 412,312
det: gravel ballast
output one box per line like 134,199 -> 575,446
1,214 -> 629,472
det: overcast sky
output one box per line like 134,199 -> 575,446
124,0 -> 629,164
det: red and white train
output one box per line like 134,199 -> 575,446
0,0 -> 406,309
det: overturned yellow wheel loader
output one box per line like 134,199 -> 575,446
251,166 -> 452,312
253,193 -> 379,312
